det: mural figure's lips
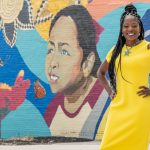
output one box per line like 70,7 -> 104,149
48,73 -> 59,84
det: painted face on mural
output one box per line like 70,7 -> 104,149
45,16 -> 85,93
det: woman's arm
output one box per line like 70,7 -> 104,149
137,43 -> 150,98
97,60 -> 115,98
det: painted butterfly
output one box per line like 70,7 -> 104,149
34,80 -> 46,99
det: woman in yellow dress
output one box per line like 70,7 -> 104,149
98,4 -> 150,150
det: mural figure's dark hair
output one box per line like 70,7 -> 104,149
108,4 -> 144,92
49,5 -> 101,77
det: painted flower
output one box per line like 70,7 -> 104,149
0,70 -> 30,120
0,0 -> 56,47
0,0 -> 34,47
0,0 -> 92,47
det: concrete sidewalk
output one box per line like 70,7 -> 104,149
1,141 -> 100,150
0,141 -> 150,150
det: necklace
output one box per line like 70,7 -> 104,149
124,45 -> 132,56
124,40 -> 141,56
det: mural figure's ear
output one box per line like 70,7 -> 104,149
82,51 -> 95,78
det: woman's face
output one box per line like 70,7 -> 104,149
122,15 -> 141,44
45,16 -> 84,93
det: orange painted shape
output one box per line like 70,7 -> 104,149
87,0 -> 150,20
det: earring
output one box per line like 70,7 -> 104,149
122,34 -> 124,37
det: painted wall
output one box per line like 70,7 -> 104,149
0,0 -> 150,140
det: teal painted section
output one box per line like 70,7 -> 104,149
16,30 -> 48,83
1,100 -> 50,139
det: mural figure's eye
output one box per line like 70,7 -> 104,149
47,48 -> 54,54
61,49 -> 70,56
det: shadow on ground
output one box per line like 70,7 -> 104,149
0,137 -> 93,145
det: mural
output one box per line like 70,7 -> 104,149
0,0 -> 150,141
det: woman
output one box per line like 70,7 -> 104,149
98,4 -> 150,150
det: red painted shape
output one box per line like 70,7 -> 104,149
0,70 -> 30,118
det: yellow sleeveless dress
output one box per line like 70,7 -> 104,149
100,40 -> 150,150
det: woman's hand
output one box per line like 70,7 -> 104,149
147,43 -> 150,49
109,90 -> 116,100
137,86 -> 150,97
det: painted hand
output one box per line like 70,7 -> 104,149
137,86 -> 150,97
0,70 -> 30,111
9,70 -> 30,110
